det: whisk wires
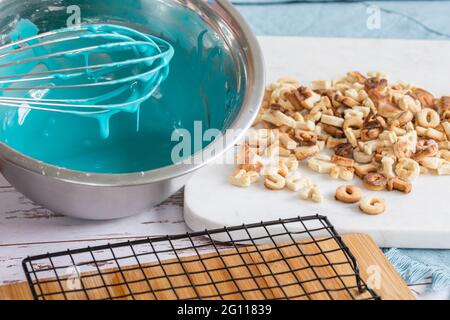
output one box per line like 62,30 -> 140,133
0,23 -> 174,116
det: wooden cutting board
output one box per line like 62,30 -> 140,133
184,36 -> 450,249
0,234 -> 414,300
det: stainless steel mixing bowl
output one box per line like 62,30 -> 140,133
0,0 -> 264,219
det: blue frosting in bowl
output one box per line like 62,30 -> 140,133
0,1 -> 245,174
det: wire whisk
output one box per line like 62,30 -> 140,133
0,23 -> 174,117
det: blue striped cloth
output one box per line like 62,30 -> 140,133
231,0 -> 450,291
233,1 -> 450,40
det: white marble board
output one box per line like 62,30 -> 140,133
184,36 -> 450,249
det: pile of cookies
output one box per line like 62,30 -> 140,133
230,71 -> 450,215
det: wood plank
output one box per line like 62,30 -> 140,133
0,172 -> 186,285
0,234 -> 414,300
0,282 -> 32,300
0,237 -> 195,286
342,234 -> 416,300
0,186 -> 186,246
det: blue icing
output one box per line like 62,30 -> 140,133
8,19 -> 39,42
0,5 -> 244,174
0,21 -> 174,139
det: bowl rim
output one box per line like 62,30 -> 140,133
0,0 -> 265,187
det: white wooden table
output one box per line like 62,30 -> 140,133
0,174 -> 446,300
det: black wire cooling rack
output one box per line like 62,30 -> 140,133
22,215 -> 380,300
